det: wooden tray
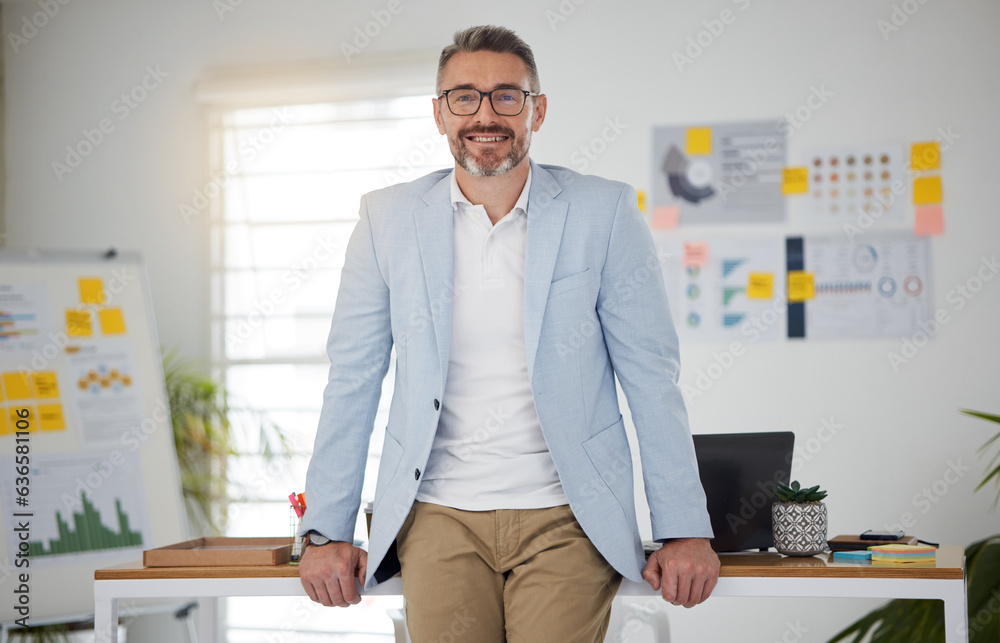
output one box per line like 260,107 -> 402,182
143,537 -> 292,567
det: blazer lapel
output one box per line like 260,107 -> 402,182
412,173 -> 454,390
524,161 -> 569,379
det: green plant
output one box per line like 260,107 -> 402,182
774,480 -> 828,503
163,349 -> 290,536
961,409 -> 1000,507
827,408 -> 1000,643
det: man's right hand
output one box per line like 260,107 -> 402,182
299,541 -> 368,607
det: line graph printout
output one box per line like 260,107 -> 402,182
1,450 -> 150,568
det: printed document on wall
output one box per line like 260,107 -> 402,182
66,339 -> 144,444
790,234 -> 933,339
651,120 -> 787,225
1,450 -> 149,568
656,234 -> 787,343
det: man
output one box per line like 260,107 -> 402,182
300,25 -> 719,642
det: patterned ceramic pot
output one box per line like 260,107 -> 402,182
772,501 -> 828,556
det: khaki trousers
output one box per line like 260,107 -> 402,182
396,501 -> 622,643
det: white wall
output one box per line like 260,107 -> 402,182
5,0 -> 999,641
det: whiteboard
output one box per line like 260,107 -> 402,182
0,249 -> 188,624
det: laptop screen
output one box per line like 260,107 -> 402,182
693,431 -> 795,553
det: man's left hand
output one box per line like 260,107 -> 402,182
641,537 -> 720,608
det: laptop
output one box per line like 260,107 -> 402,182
692,431 -> 795,553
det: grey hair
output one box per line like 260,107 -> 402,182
436,25 -> 540,94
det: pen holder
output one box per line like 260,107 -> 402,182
290,507 -> 303,561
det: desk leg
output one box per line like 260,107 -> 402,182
94,595 -> 119,643
197,597 -> 219,643
943,582 -> 970,643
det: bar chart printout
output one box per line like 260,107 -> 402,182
1,450 -> 150,567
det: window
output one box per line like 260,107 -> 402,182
208,90 -> 452,640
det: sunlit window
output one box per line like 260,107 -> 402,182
209,95 -> 452,641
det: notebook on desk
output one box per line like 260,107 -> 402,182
692,431 -> 796,553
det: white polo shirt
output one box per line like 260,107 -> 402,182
415,168 -> 569,510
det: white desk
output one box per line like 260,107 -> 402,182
94,546 -> 968,643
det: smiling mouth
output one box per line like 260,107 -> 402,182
466,135 -> 509,143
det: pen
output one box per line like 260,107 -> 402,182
289,492 -> 304,518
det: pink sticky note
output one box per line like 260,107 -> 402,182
683,241 -> 710,267
914,205 -> 944,236
651,206 -> 680,230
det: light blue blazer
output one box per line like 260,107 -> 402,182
303,160 -> 712,589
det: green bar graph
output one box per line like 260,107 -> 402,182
28,492 -> 143,557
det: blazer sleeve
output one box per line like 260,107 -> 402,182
594,185 -> 713,541
301,195 -> 393,543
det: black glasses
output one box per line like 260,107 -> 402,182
439,88 -> 538,116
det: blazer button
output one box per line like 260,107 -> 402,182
414,468 -> 421,480
433,399 -> 440,410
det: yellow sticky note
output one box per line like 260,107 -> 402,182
67,310 -> 93,337
636,191 -> 646,214
8,407 -> 36,432
683,242 -> 710,268
686,128 -> 712,155
32,372 -> 60,399
2,372 -> 32,400
79,278 -> 105,304
913,176 -> 942,204
0,412 -> 9,436
99,308 -> 127,335
788,271 -> 816,302
914,205 -> 944,236
911,142 -> 940,171
747,273 -> 774,299
782,167 -> 809,195
38,404 -> 66,432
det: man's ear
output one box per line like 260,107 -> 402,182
432,97 -> 446,135
531,94 -> 547,132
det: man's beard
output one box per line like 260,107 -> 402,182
449,123 -> 532,177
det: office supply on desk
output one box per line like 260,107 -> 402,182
828,534 -> 919,550
693,431 -> 795,552
143,537 -> 292,567
832,550 -> 872,562
870,544 -> 937,564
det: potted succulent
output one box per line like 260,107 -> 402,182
772,480 -> 829,556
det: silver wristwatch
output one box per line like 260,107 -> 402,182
307,531 -> 331,546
